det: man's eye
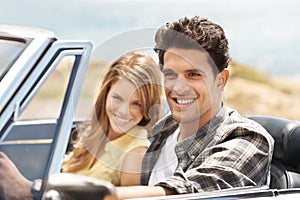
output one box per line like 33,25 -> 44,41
186,72 -> 202,79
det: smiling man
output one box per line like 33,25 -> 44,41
116,16 -> 274,198
161,48 -> 226,139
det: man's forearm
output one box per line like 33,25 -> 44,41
116,185 -> 175,199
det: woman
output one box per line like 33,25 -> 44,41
62,51 -> 163,186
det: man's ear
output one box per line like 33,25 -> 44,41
217,69 -> 230,87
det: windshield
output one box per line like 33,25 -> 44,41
0,38 -> 26,81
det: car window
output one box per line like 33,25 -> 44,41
18,56 -> 73,120
0,38 -> 26,81
0,53 -> 83,182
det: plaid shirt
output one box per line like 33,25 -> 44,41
141,106 -> 274,194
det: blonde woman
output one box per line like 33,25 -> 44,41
62,51 -> 163,186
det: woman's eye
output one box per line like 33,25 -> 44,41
132,101 -> 142,107
112,95 -> 121,101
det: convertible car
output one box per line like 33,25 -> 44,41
0,25 -> 300,199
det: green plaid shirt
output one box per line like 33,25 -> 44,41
141,106 -> 274,194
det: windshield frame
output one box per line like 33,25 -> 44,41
0,36 -> 29,81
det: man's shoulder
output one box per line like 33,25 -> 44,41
225,108 -> 267,132
220,107 -> 274,144
221,108 -> 261,131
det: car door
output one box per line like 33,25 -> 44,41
0,28 -> 92,199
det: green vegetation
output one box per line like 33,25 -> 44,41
229,62 -> 300,95
229,62 -> 272,85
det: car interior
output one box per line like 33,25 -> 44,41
1,116 -> 300,190
249,116 -> 300,189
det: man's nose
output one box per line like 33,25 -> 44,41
172,74 -> 191,94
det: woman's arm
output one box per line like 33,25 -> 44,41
120,146 -> 147,186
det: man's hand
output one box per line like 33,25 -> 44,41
0,152 -> 33,200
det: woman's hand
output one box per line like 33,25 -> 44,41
0,152 -> 33,200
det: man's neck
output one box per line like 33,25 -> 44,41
178,106 -> 221,142
178,117 -> 210,142
178,122 -> 198,142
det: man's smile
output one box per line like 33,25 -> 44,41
170,94 -> 198,107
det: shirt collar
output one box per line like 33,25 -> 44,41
195,105 -> 227,138
176,105 -> 227,159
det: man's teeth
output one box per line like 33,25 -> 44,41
177,98 -> 196,105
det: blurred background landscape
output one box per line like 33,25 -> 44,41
1,0 -> 300,120
225,62 -> 300,120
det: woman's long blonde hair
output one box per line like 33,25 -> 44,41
62,51 -> 162,172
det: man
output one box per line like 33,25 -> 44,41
116,16 -> 274,198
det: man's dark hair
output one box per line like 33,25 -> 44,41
154,16 -> 230,73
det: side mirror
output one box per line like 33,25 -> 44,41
42,173 -> 117,200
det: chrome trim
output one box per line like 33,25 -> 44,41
129,186 -> 274,200
0,41 -> 92,133
9,119 -> 57,126
0,139 -> 52,145
0,24 -> 55,39
46,40 -> 92,176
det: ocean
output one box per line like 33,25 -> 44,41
1,0 -> 300,77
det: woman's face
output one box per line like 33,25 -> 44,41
106,78 -> 144,135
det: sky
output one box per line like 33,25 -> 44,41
1,0 -> 300,76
